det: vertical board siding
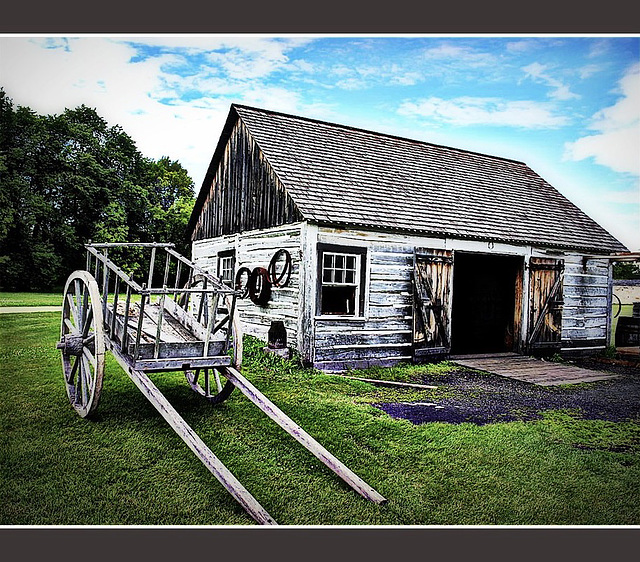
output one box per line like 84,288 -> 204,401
560,255 -> 610,349
193,224 -> 303,346
192,120 -> 303,241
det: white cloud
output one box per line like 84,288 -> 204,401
0,36 -> 321,184
564,63 -> 640,176
522,62 -> 580,101
422,43 -> 495,66
398,96 -> 568,129
506,40 -> 536,53
588,39 -> 612,59
579,63 -> 604,80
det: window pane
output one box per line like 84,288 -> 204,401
334,269 -> 344,284
323,268 -> 332,283
335,255 -> 345,269
324,254 -> 333,268
321,285 -> 357,315
345,270 -> 354,284
346,255 -> 356,269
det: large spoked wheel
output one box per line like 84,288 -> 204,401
185,367 -> 235,405
57,271 -> 105,418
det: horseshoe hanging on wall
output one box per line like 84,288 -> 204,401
268,249 -> 292,287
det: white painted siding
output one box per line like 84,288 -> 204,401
193,223 -> 303,347
195,222 -> 615,370
559,254 -> 611,351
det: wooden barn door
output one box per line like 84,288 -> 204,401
526,257 -> 564,353
413,249 -> 453,361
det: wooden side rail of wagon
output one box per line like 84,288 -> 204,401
56,242 -> 385,525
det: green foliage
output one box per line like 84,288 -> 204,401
0,90 -> 196,291
613,261 -> 640,280
599,345 -> 618,359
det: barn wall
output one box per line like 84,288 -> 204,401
191,119 -> 303,241
309,227 -> 535,371
194,222 -> 614,371
192,223 -> 304,347
309,228 -> 614,369
559,254 -> 611,352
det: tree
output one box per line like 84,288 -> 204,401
613,261 -> 640,280
0,91 -> 196,291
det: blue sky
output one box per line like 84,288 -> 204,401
1,35 -> 638,250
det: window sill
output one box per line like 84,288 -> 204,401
314,315 -> 367,322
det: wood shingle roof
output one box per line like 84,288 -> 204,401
190,104 -> 627,253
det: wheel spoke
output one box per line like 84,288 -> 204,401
81,286 -> 90,333
82,307 -> 94,338
204,369 -> 211,396
64,317 -> 77,333
83,347 -> 96,369
67,355 -> 80,384
214,369 -> 223,393
74,359 -> 83,404
66,293 -> 79,327
80,355 -> 91,405
75,280 -> 83,333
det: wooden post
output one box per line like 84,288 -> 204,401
134,287 -> 147,360
122,284 -> 132,350
148,247 -> 156,289
154,289 -> 166,359
222,366 -> 387,505
111,276 -> 120,337
106,342 -> 277,526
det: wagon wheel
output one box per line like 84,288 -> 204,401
184,295 -> 242,405
185,367 -> 235,405
57,271 -> 105,418
612,293 -> 622,319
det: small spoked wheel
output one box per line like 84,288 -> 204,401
57,271 -> 105,418
185,367 -> 235,405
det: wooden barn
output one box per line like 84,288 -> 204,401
186,104 -> 629,372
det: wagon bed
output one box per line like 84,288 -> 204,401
104,299 -> 231,370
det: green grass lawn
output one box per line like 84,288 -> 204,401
0,292 -> 62,307
1,311 -> 639,526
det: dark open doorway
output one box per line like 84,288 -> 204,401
451,252 -> 523,355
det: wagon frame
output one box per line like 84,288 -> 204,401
56,242 -> 385,525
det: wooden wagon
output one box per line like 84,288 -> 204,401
56,242 -> 385,525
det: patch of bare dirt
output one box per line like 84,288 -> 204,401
374,359 -> 640,425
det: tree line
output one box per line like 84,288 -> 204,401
0,89 -> 196,291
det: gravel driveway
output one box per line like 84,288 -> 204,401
375,358 -> 640,425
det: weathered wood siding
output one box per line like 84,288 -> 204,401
191,120 -> 303,241
194,221 -> 613,370
192,223 -> 303,346
309,228 -> 614,370
311,228 -> 415,371
559,254 -> 611,351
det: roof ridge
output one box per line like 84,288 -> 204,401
231,103 -> 528,166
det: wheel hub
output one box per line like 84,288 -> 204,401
57,334 -> 84,356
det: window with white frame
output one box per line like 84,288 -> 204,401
318,245 -> 366,316
217,250 -> 235,287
